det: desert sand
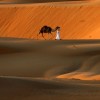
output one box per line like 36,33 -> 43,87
0,0 -> 100,100
0,38 -> 100,100
0,0 -> 100,39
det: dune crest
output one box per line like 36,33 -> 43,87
0,0 -> 99,4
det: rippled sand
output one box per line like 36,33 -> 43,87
0,0 -> 100,100
0,38 -> 100,100
0,0 -> 100,39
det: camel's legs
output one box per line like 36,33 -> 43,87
42,33 -> 46,40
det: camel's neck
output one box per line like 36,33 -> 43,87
52,28 -> 57,32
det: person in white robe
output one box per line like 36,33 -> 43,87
55,27 -> 61,40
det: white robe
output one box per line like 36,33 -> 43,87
56,30 -> 60,40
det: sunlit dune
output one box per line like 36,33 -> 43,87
0,1 -> 100,39
0,0 -> 100,99
57,72 -> 100,80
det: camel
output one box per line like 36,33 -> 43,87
37,26 -> 60,40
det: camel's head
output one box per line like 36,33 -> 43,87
55,26 -> 60,31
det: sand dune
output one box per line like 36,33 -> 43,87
0,38 -> 100,99
0,0 -> 97,4
0,1 -> 100,99
0,1 -> 100,39
0,77 -> 99,100
0,38 -> 100,80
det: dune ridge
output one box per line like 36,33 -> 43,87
0,0 -> 97,4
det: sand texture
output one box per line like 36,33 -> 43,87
0,0 -> 100,100
0,1 -> 100,39
0,38 -> 100,100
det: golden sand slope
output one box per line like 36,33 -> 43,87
0,1 -> 100,39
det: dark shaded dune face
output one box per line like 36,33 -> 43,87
0,77 -> 100,100
0,47 -> 21,54
0,0 -> 96,4
0,39 -> 100,80
0,39 -> 36,54
0,46 -> 33,54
